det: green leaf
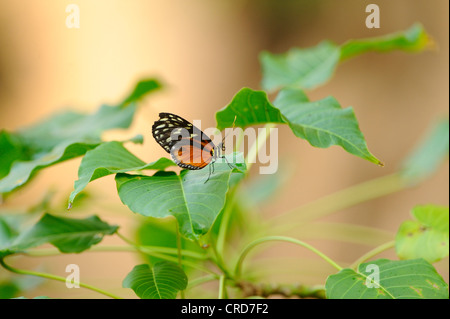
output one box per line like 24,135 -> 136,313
0,140 -> 101,194
216,88 -> 381,165
274,88 -> 383,165
260,40 -> 341,92
17,104 -> 137,154
326,258 -> 448,299
400,118 -> 449,185
215,88 -> 286,130
121,78 -> 162,106
340,23 -> 432,61
396,205 -> 449,263
0,213 -> 118,257
116,153 -> 245,240
122,262 -> 187,299
0,131 -> 27,179
260,24 -> 432,92
0,282 -> 20,299
68,141 -> 176,207
0,105 -> 136,194
0,78 -> 163,195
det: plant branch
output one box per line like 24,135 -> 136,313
218,275 -> 228,299
175,221 -> 186,299
0,257 -> 122,299
236,281 -> 326,299
269,172 -> 407,231
349,240 -> 396,270
115,231 -> 217,276
234,236 -> 342,278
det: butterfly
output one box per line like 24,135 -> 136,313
152,113 -> 232,181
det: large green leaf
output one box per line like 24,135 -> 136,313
0,213 -> 118,257
396,205 -> 449,263
260,23 -> 431,92
0,140 -> 101,194
326,258 -> 448,299
274,88 -> 383,165
68,141 -> 176,207
260,40 -> 341,92
400,118 -> 449,185
216,87 -> 381,165
0,78 -> 162,195
123,262 -> 187,299
215,88 -> 285,130
116,153 -> 246,240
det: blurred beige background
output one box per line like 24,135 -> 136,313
0,0 -> 448,298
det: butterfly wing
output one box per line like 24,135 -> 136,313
152,113 -> 216,170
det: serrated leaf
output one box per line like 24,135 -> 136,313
274,87 -> 382,165
0,213 -> 118,257
396,205 -> 449,263
400,118 -> 449,185
68,141 -> 176,207
123,262 -> 187,299
340,23 -> 432,61
326,258 -> 448,299
260,40 -> 341,92
116,153 -> 245,240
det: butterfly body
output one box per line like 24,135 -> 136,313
152,113 -> 221,171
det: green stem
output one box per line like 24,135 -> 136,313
175,221 -> 186,299
208,234 -> 232,279
218,275 -> 228,299
116,232 -> 217,276
0,257 -> 122,299
187,274 -> 217,289
245,123 -> 277,172
216,188 -> 237,259
270,173 -> 406,231
24,245 -> 207,260
235,236 -> 342,278
349,240 -> 396,270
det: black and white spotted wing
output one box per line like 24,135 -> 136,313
152,113 -> 217,170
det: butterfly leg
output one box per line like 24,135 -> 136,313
204,162 -> 213,184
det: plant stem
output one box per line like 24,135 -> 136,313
116,231 -> 217,276
25,245 -> 207,260
208,234 -> 232,279
236,281 -> 326,299
187,274 -> 217,289
175,221 -> 186,299
215,188 -> 237,259
270,172 -> 406,231
245,123 -> 277,172
234,236 -> 342,278
0,257 -> 122,299
349,240 -> 396,270
218,275 -> 228,299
